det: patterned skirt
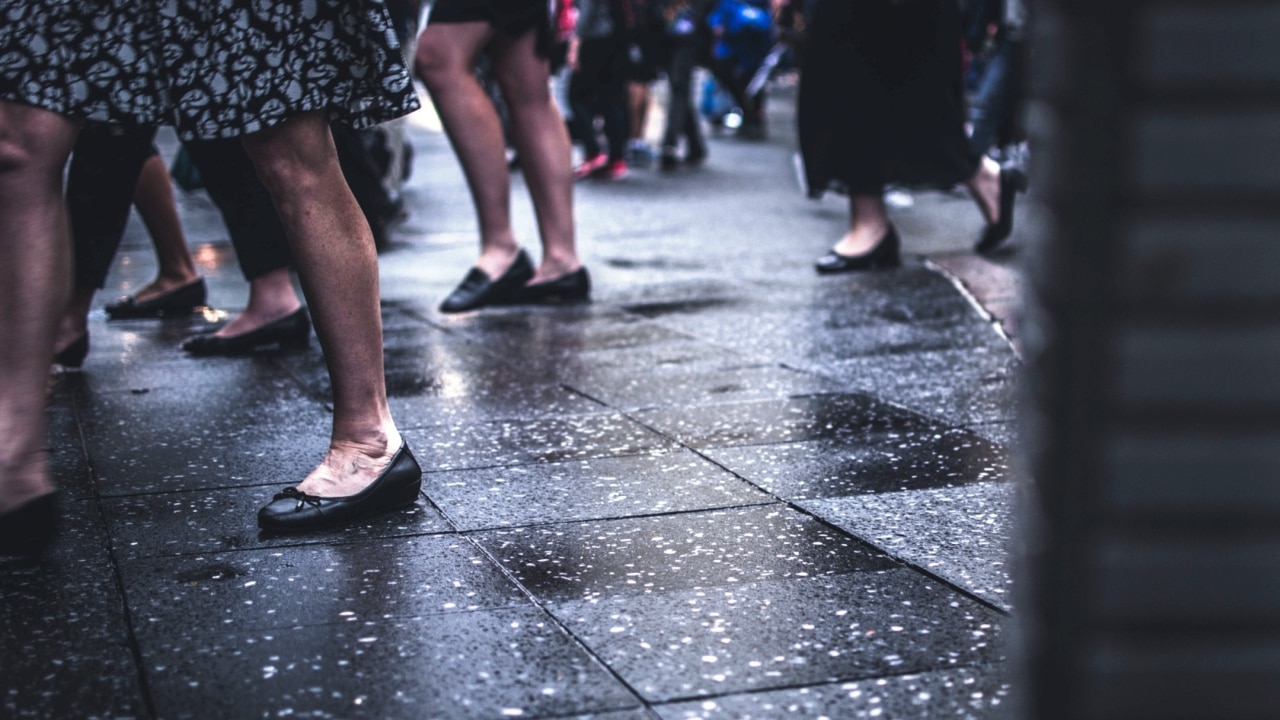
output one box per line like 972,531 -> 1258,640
0,0 -> 419,140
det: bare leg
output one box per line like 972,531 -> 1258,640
211,267 -> 302,339
416,22 -> 524,280
0,101 -> 78,513
831,194 -> 891,256
490,30 -> 581,283
132,153 -> 200,301
965,154 -> 1003,225
241,112 -> 399,497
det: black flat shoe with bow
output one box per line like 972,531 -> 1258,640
513,266 -> 591,305
439,249 -> 534,313
105,277 -> 207,319
815,225 -> 902,274
257,444 -> 423,533
182,307 -> 310,356
975,165 -> 1029,254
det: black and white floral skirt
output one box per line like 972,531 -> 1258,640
0,0 -> 419,140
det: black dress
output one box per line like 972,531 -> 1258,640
0,0 -> 419,141
797,0 -> 978,198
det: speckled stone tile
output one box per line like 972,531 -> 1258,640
802,482 -> 1017,610
391,382 -> 606,430
472,506 -> 895,603
567,363 -> 842,411
654,664 -> 1013,719
559,711 -> 660,720
44,387 -> 95,501
426,450 -> 772,531
78,383 -> 333,495
701,430 -> 1008,501
968,421 -> 1018,451
446,308 -> 691,360
121,535 -> 526,636
631,394 -> 916,450
549,570 -> 1005,702
822,347 -> 1020,427
0,498 -> 146,719
403,413 -> 678,472
140,607 -> 639,719
101,486 -> 451,560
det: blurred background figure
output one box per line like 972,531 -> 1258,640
568,0 -> 638,181
705,0 -> 774,139
963,0 -> 1027,164
657,0 -> 712,170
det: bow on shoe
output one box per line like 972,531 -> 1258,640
278,487 -> 323,511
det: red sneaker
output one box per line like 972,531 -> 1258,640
573,153 -> 608,180
603,159 -> 629,180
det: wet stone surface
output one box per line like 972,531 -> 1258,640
549,570 -> 1005,702
804,482 -> 1019,609
426,450 -> 772,531
654,664 -> 1013,719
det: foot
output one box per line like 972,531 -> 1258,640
132,274 -> 202,306
968,156 -> 1003,226
830,221 -> 892,258
294,429 -> 404,499
573,153 -> 608,181
0,454 -> 55,517
211,303 -> 303,340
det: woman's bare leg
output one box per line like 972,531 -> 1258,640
490,30 -> 580,283
0,101 -> 78,513
831,194 -> 891,256
416,22 -> 524,279
241,112 -> 399,497
966,154 -> 1003,225
133,153 -> 200,300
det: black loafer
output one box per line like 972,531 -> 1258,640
975,165 -> 1028,254
513,266 -> 591,305
815,226 -> 902,274
105,278 -> 207,319
182,307 -> 310,356
257,444 -> 423,533
53,332 -> 89,370
439,249 -> 535,313
0,492 -> 59,559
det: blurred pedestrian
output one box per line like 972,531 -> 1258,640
657,0 -> 713,169
800,0 -> 1027,273
417,0 -> 590,313
567,0 -> 637,181
1,0 -> 423,557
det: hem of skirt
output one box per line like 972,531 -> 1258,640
171,95 -> 422,142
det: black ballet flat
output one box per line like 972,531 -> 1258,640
53,332 -> 89,370
0,492 -> 59,560
815,226 -> 902,274
257,444 -> 423,533
182,307 -> 310,356
513,266 -> 591,305
975,165 -> 1029,254
439,249 -> 534,313
104,277 -> 207,319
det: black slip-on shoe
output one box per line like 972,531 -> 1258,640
257,444 -> 423,533
105,277 -> 207,319
439,248 -> 534,313
182,307 -> 310,356
815,226 -> 902,274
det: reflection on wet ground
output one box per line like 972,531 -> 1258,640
3,105 -> 1022,718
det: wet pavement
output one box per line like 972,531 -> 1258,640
3,79 -> 1027,718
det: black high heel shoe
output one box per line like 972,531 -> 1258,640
257,444 -> 423,532
53,332 -> 89,370
439,249 -> 534,313
815,225 -> 902,274
182,307 -> 310,356
104,277 -> 207,319
513,267 -> 591,305
975,165 -> 1029,254
0,492 -> 59,559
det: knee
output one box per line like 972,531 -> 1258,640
414,37 -> 462,91
241,130 -> 329,201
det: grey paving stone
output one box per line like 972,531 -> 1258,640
567,362 -> 842,411
802,482 -> 1018,610
121,534 -> 527,636
403,413 -> 679,472
140,607 -> 639,719
472,505 -> 895,603
702,430 -> 1008,501
632,394 -> 917,450
426,450 -> 772,531
79,383 -> 333,495
391,382 -> 607,431
549,570 -> 1005,702
654,664 -> 1013,719
0,498 -> 146,718
101,486 -> 451,560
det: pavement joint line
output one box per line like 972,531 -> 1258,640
924,257 -> 1021,359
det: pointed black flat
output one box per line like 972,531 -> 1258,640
0,491 -> 59,560
513,266 -> 591,305
105,277 -> 207,319
439,249 -> 534,313
182,308 -> 310,356
53,332 -> 89,370
257,444 -> 423,533
975,165 -> 1029,254
815,225 -> 902,274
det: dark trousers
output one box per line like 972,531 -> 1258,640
568,37 -> 630,162
661,37 -> 705,156
968,38 -> 1025,158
